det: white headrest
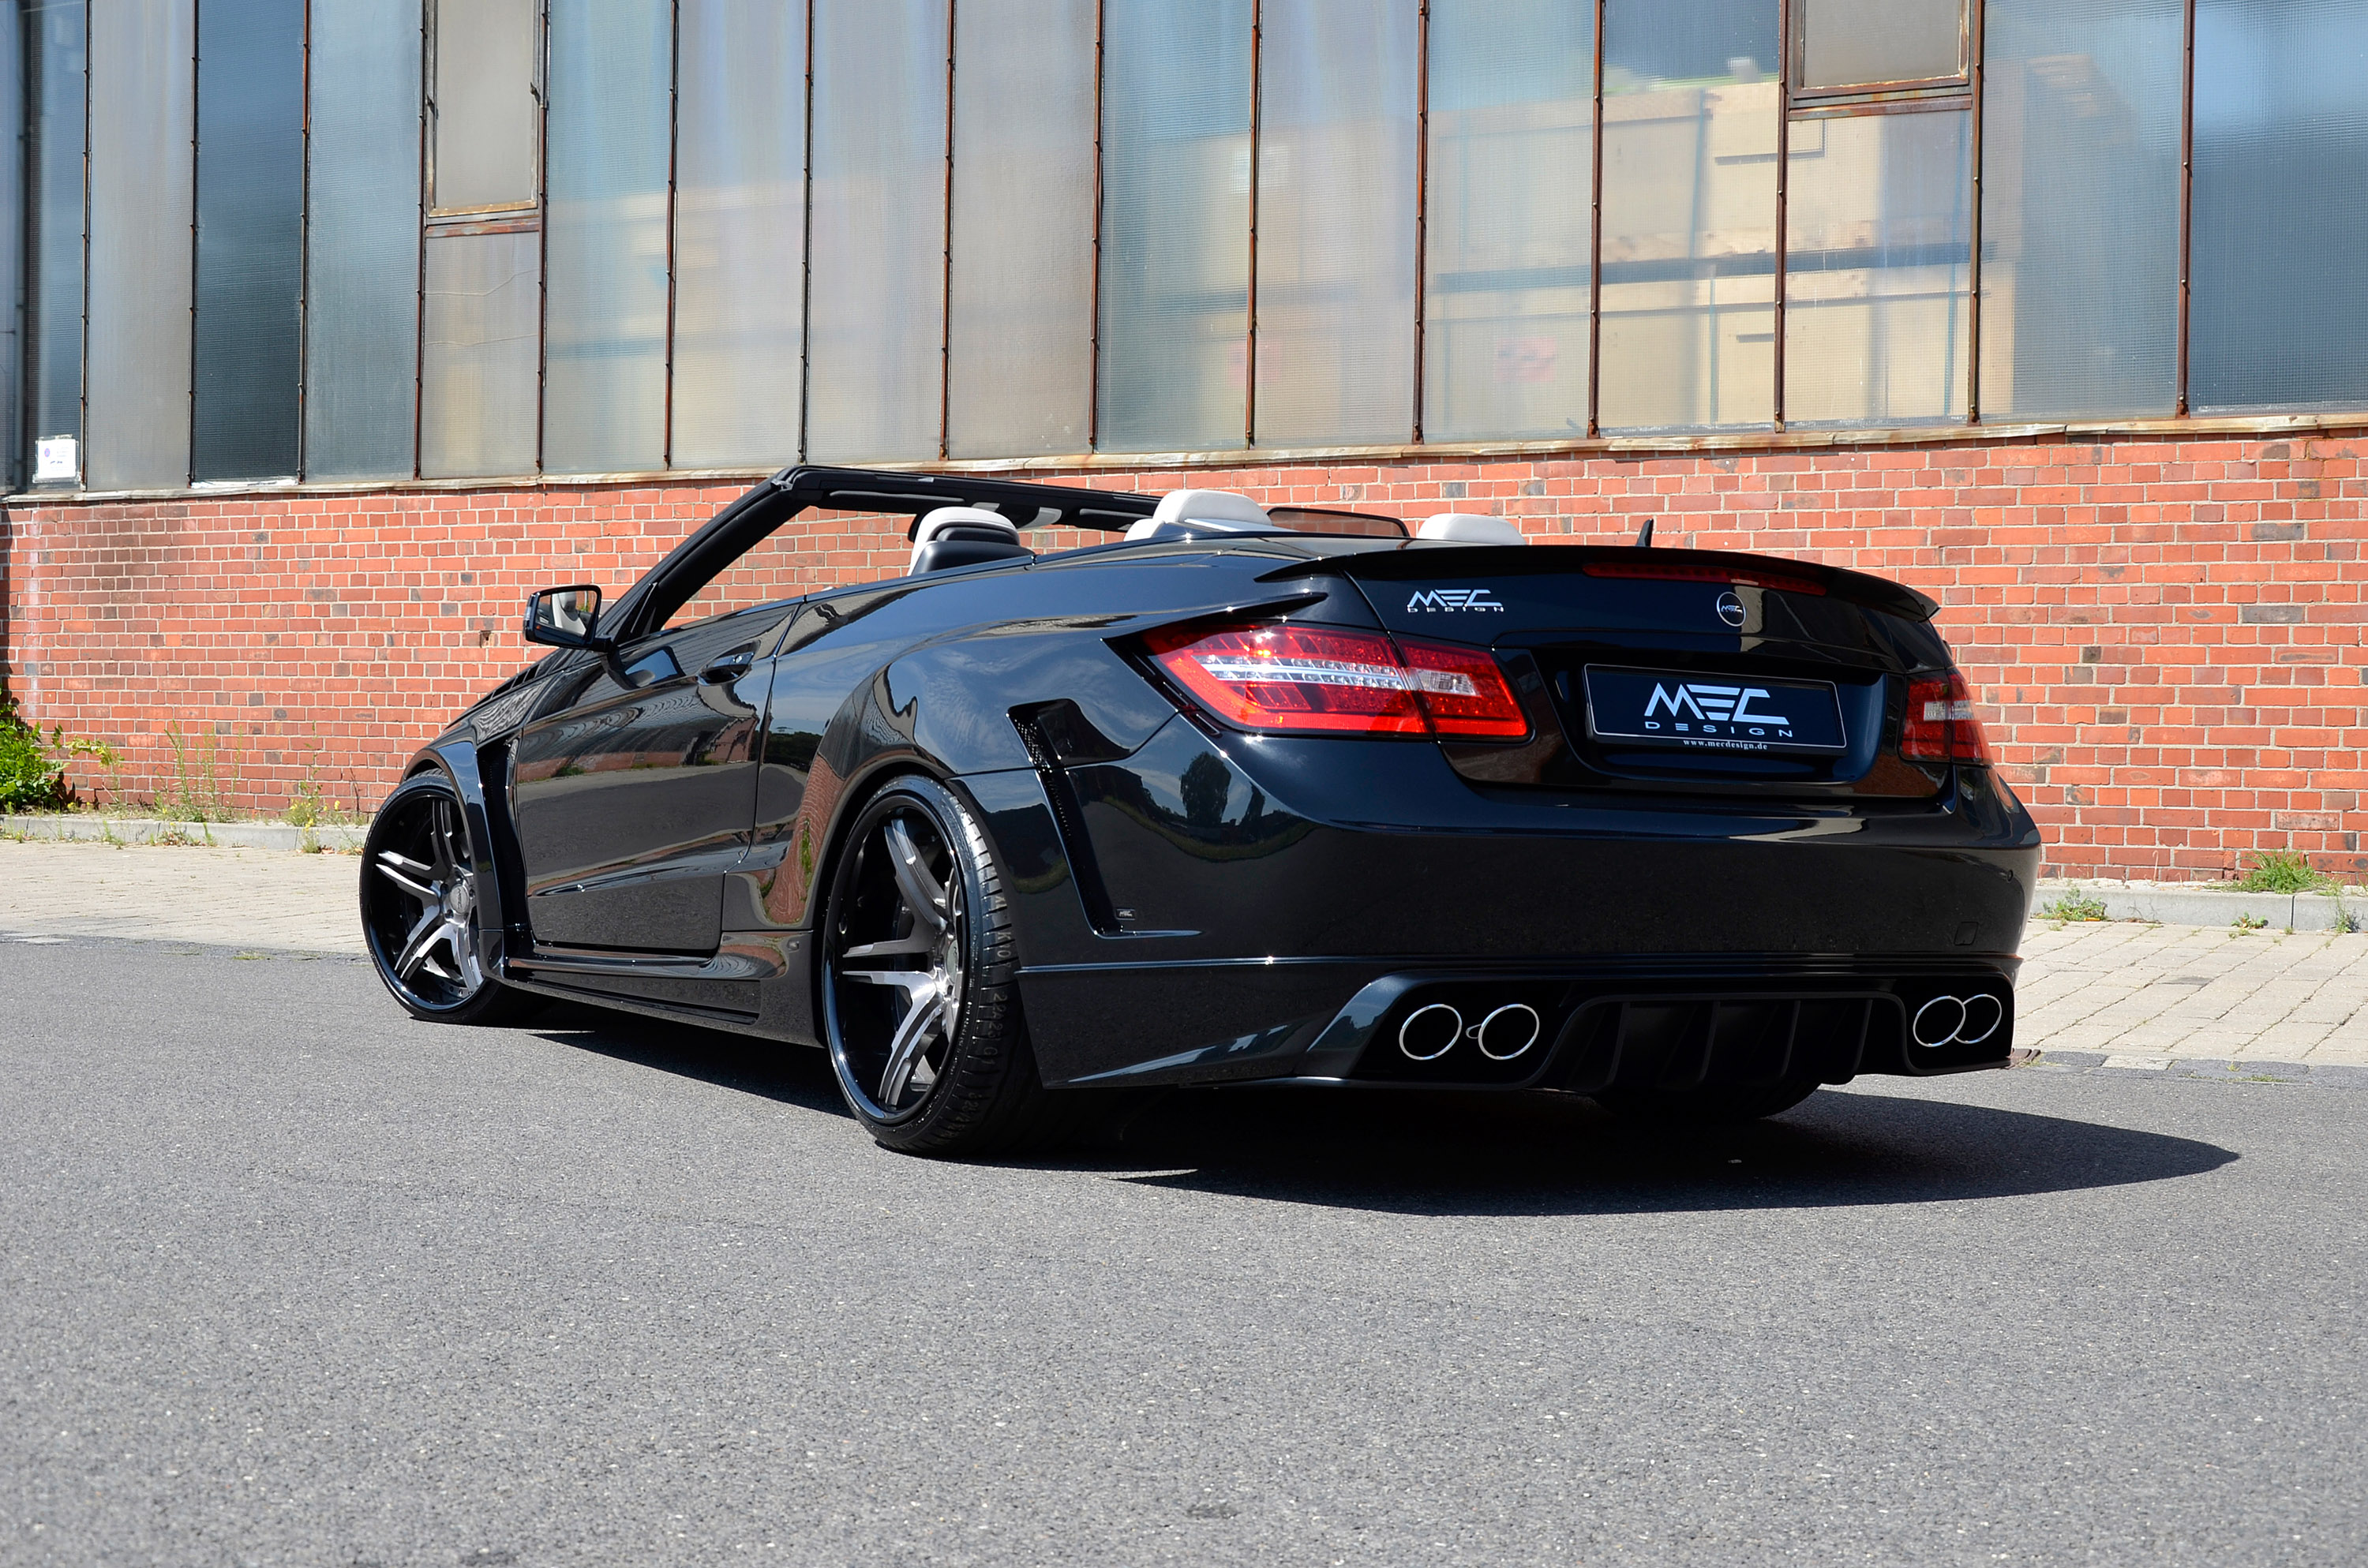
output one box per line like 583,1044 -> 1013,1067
1123,488 -> 1273,541
910,506 -> 1017,569
1417,512 -> 1527,546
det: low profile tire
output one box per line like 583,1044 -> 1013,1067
821,776 -> 1057,1158
360,772 -> 543,1027
1592,1076 -> 1824,1125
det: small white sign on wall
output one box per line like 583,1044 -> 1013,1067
34,436 -> 77,483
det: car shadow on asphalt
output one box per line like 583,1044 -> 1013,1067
526,1002 -> 853,1119
1062,1081 -> 2241,1217
526,1003 -> 2238,1216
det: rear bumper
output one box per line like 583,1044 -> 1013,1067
958,717 -> 2041,1091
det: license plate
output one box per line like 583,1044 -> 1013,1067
1583,666 -> 1848,754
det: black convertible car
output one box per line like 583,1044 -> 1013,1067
362,466 -> 2040,1155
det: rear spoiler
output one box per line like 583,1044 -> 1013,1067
1287,542 -> 1943,623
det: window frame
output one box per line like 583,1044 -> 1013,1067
1786,0 -> 1972,111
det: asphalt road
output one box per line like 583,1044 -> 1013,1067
2,940 -> 2362,1567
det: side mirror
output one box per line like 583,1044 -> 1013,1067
523,585 -> 609,651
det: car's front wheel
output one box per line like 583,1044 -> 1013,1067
360,771 -> 542,1026
821,776 -> 1058,1157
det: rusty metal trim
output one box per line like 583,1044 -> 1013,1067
2176,0 -> 2194,416
939,0 -> 956,462
1088,0 -> 1104,451
1586,0 -> 1605,437
1411,0 -> 1429,443
1789,92 -> 1971,120
1774,0 -> 1791,431
1965,0 -> 1984,424
1244,0 -> 1262,449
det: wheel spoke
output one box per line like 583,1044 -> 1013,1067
877,986 -> 946,1106
839,964 -> 939,997
842,932 -> 937,961
375,851 -> 440,905
392,906 -> 445,979
882,820 -> 949,934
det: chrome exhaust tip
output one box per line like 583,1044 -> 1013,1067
1398,1002 -> 1463,1061
1474,1001 -> 1542,1061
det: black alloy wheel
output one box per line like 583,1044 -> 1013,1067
821,776 -> 1055,1156
360,772 -> 541,1026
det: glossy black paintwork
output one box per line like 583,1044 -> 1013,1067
390,466 -> 2043,1092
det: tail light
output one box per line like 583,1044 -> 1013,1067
1143,622 -> 1528,740
1901,671 -> 1992,765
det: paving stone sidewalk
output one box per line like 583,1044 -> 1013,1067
3,840 -> 2363,1065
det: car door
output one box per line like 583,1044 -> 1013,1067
509,601 -> 799,952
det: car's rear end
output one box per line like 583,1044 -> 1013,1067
999,538 -> 2040,1106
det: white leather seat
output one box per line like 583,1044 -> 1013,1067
1417,512 -> 1527,546
909,506 -> 1019,571
1125,488 -> 1274,541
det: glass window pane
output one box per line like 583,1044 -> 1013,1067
87,0 -> 194,491
946,0 -> 1096,459
1097,0 -> 1253,453
1980,0 -> 2180,419
25,1 -> 84,477
673,0 -> 805,471
305,0 -> 422,481
193,0 -> 302,481
433,0 -> 537,212
807,0 -> 948,464
543,0 -> 670,475
1599,1 -> 1777,432
1423,0 -> 1594,442
421,230 -> 540,477
1253,0 -> 1418,447
1795,0 -> 1963,92
1785,107 -> 1971,426
2190,0 -> 2368,413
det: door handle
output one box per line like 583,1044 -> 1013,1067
698,650 -> 758,685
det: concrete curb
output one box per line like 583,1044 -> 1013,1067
2033,877 -> 2361,933
2,814 -> 366,852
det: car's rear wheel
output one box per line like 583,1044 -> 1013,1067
361,772 -> 541,1026
821,777 -> 1058,1157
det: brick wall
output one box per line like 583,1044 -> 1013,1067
5,428 -> 2362,881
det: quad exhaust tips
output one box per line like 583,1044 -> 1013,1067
1398,1001 -> 1543,1063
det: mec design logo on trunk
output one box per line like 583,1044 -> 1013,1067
1406,588 -> 1504,612
1643,681 -> 1793,732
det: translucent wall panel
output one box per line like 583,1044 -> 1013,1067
421,230 -> 541,478
23,2 -> 81,477
1980,0 -> 2180,419
193,0 -> 303,481
806,0 -> 948,463
1598,0 -> 1777,431
1795,0 -> 1963,91
0,19 -> 21,485
1098,0 -> 1253,452
1423,0 -> 1594,441
433,0 -> 537,212
1785,108 -> 1971,426
1253,0 -> 1418,447
543,0 -> 670,475
86,0 -> 195,490
305,0 -> 422,481
946,0 -> 1096,459
2190,0 -> 2368,412
673,0 -> 806,470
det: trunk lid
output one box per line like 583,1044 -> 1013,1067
1323,544 -> 1955,799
